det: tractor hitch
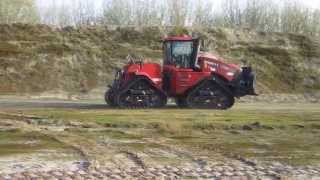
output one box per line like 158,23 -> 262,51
233,67 -> 258,97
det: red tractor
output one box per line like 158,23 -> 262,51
105,35 -> 256,109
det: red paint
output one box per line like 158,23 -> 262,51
197,52 -> 241,81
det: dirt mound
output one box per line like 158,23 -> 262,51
0,24 -> 319,95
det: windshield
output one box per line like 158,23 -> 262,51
171,41 -> 193,68
172,42 -> 193,56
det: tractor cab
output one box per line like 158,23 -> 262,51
162,36 -> 212,96
163,36 -> 200,70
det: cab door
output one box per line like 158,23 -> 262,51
162,39 -> 204,96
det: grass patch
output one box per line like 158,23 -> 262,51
0,131 -> 70,156
8,103 -> 320,166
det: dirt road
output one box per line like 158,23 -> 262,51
0,98 -> 320,179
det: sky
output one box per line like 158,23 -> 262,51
300,0 -> 320,8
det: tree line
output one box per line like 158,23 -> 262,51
0,0 -> 319,36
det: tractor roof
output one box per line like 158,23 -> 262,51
163,35 -> 196,41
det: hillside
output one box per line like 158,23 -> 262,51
0,24 -> 319,96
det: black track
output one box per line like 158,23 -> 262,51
115,78 -> 167,108
177,80 -> 235,109
105,90 -> 117,107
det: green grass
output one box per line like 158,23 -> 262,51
25,104 -> 320,130
0,131 -> 71,156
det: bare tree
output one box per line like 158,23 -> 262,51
222,0 -> 243,27
3,0 -> 317,36
102,0 -> 133,26
72,0 -> 97,26
167,0 -> 190,26
281,1 -> 311,33
192,0 -> 215,27
0,0 -> 39,24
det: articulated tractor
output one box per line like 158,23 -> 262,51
105,35 -> 256,109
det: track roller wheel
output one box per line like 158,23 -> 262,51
116,78 -> 167,108
185,80 -> 235,109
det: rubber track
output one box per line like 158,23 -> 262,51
115,77 -> 167,108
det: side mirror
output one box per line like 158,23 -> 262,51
199,39 -> 208,52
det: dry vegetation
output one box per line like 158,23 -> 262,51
0,0 -> 319,95
0,24 -> 319,95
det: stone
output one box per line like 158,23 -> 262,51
271,162 -> 283,167
144,172 -> 156,178
234,171 -> 245,176
226,166 -> 234,172
113,169 -> 122,174
215,167 -> 224,172
137,168 -> 145,173
62,177 -> 73,180
51,171 -> 64,177
91,171 -> 103,178
243,125 -> 253,130
110,175 -> 122,179
155,165 -> 164,170
182,168 -> 191,172
47,177 -> 59,180
309,169 -> 318,174
185,172 -> 199,178
73,175 -> 84,180
154,172 -> 167,177
256,170 -> 266,176
3,175 -> 11,180
204,166 -> 212,172
78,170 -> 87,175
267,170 -> 278,175
171,167 -> 180,172
246,171 -> 256,175
246,175 -> 258,180
255,166 -> 265,171
42,173 -> 54,179
200,172 -> 212,178
174,171 -> 183,176
13,174 -> 26,179
223,171 -> 233,176
147,167 -> 156,172
130,172 -> 141,177
100,169 -> 112,176
245,166 -> 255,171
65,171 -> 74,177
212,172 -> 222,177
196,168 -> 202,172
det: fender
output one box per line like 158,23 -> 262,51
135,72 -> 163,86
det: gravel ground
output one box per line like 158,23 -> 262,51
1,161 -> 320,180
